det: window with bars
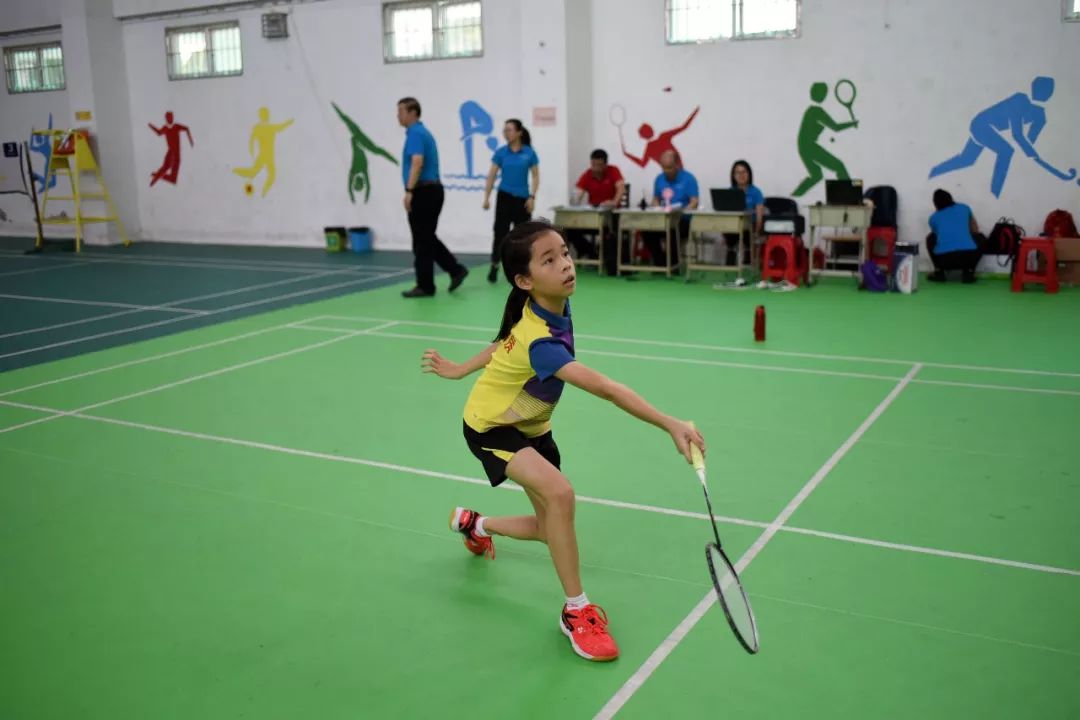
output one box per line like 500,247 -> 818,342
3,42 -> 65,94
383,1 -> 483,63
1066,0 -> 1080,21
665,0 -> 799,43
165,21 -> 243,80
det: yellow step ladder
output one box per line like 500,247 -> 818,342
32,128 -> 129,252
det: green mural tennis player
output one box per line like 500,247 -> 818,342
792,81 -> 860,197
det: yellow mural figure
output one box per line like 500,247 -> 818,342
233,107 -> 293,197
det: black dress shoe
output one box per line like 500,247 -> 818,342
927,270 -> 946,283
402,287 -> 435,298
487,265 -> 499,284
449,267 -> 469,292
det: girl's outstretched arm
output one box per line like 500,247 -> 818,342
556,361 -> 705,463
421,343 -> 498,380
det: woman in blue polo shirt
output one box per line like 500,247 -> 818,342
726,159 -> 765,265
927,189 -> 983,283
483,119 -> 540,283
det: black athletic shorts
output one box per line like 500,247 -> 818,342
463,420 -> 562,487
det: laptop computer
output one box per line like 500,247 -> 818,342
710,188 -> 746,212
825,179 -> 864,206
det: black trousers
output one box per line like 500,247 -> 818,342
492,191 -> 531,264
642,216 -> 690,267
408,184 -> 464,293
566,215 -> 621,275
927,232 -> 983,272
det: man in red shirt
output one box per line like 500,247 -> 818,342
568,149 -> 625,274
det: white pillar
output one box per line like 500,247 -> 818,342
61,0 -> 140,244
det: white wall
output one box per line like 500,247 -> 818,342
120,0 -> 569,251
589,0 -> 1080,251
0,25 -> 70,234
3,0 -> 1079,253
1,0 -> 65,31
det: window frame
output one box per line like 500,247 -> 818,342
382,0 -> 484,64
664,0 -> 801,45
164,20 -> 244,81
3,41 -> 66,95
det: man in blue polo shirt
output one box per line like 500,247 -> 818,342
645,150 -> 699,267
398,96 -> 468,298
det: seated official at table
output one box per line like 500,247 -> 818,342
725,159 -> 765,265
567,149 -> 625,272
645,149 -> 698,267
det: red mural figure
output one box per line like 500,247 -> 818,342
620,106 -> 699,169
149,112 -> 194,186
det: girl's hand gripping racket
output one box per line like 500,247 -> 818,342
689,422 -> 760,654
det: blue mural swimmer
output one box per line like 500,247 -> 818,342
443,100 -> 498,190
29,113 -> 56,193
929,76 -> 1076,197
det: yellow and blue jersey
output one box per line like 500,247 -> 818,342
464,300 -> 575,437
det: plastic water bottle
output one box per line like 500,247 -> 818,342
754,305 -> 766,342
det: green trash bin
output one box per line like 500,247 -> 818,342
324,226 -> 346,252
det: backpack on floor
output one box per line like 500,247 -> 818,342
858,260 -> 888,292
1043,209 -> 1079,239
985,218 -> 1025,272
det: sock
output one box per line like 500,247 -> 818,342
473,516 -> 489,537
565,592 -> 590,610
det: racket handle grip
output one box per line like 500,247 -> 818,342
688,421 -> 705,472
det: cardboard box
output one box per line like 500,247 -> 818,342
1055,236 -> 1080,285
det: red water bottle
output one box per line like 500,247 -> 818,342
753,305 -> 766,342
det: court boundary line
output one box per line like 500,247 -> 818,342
594,364 -> 923,719
0,271 -> 409,361
0,269 -> 366,341
0,248 -> 413,274
288,323 -> 1080,397
0,293 -> 207,314
1,395 -> 1075,581
0,318 -> 334,399
0,261 -> 87,278
313,314 -> 1080,380
0,250 -> 347,275
0,321 -> 400,434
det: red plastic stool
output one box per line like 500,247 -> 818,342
1011,237 -> 1059,293
762,235 -> 805,286
867,226 -> 897,270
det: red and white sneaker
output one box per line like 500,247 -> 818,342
449,507 -> 495,559
560,604 -> 619,661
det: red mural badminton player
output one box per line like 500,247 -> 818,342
420,220 -> 706,662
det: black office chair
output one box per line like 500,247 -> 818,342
763,196 -> 805,236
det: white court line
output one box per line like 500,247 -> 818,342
335,328 -> 902,383
319,314 -> 1080,380
0,269 -> 355,341
0,261 -> 86,278
0,248 -> 394,275
595,363 -> 924,720
0,293 -> 206,314
289,323 -> 1080,397
0,270 -> 409,361
0,321 -> 400,435
2,394 -> 1074,581
753,594 -> 1080,658
0,248 -> 411,274
913,378 -> 1080,398
70,249 -> 413,273
0,317 -> 332,399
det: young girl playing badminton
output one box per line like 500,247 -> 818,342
421,220 -> 706,662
